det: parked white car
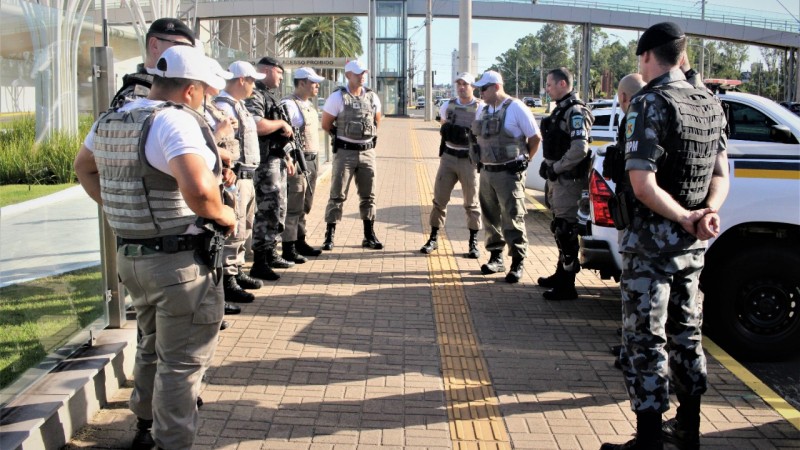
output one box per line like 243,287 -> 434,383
579,91 -> 800,360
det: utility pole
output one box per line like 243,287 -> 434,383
699,0 -> 706,78
425,0 -> 432,121
458,0 -> 471,73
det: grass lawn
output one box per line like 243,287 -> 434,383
0,183 -> 76,208
0,267 -> 104,389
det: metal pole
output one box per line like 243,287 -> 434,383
91,46 -> 125,329
699,0 -> 706,78
581,23 -> 591,101
425,0 -> 432,121
332,16 -> 336,83
458,0 -> 471,73
515,59 -> 519,98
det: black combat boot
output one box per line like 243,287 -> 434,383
235,266 -> 262,289
267,245 -> 295,269
362,220 -> 384,249
296,233 -> 322,257
224,302 -> 241,314
131,417 -> 156,450
662,394 -> 701,450
481,250 -> 505,274
537,264 -> 567,288
601,411 -> 663,450
250,250 -> 280,281
464,229 -> 480,259
282,241 -> 308,264
322,223 -> 336,250
505,257 -> 524,283
420,227 -> 439,254
223,275 -> 254,304
542,271 -> 578,300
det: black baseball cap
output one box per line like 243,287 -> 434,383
636,22 -> 685,55
147,18 -> 195,46
257,56 -> 284,71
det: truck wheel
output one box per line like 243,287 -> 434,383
705,245 -> 800,360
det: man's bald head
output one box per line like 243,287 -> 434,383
617,73 -> 645,113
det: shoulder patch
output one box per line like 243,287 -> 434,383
625,112 -> 638,140
570,114 -> 584,130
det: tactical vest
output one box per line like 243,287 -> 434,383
215,95 -> 260,167
109,70 -> 154,110
93,103 -> 221,238
541,93 -> 585,160
441,98 -> 478,148
336,87 -> 378,141
285,95 -> 321,153
204,101 -> 240,162
471,99 -> 526,164
650,85 -> 724,208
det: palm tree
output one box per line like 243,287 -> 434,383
276,17 -> 363,78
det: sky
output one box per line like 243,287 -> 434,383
358,0 -> 800,86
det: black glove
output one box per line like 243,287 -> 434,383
546,164 -> 559,181
538,161 -> 548,179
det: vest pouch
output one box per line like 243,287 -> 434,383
607,191 -> 633,230
483,117 -> 501,136
344,121 -> 366,140
501,144 -> 521,162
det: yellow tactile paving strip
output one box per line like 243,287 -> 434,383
409,122 -> 513,450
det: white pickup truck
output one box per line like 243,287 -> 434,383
579,91 -> 800,360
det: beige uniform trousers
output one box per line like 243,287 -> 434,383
119,246 -> 223,450
430,152 -> 481,230
325,148 -> 377,223
222,177 -> 256,275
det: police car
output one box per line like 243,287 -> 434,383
579,89 -> 800,360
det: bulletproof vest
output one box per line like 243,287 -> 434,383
93,103 -> 221,238
471,99 -> 526,164
215,95 -> 260,167
285,96 -> 321,153
110,66 -> 153,109
441,98 -> 478,147
651,84 -> 725,208
204,100 -> 241,162
541,93 -> 585,160
257,85 -> 293,152
336,87 -> 378,141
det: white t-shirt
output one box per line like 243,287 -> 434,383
322,86 -> 382,143
474,97 -> 539,139
282,95 -> 311,128
84,98 -> 217,176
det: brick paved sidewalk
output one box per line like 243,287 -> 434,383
67,117 -> 800,449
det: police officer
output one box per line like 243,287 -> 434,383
321,60 -> 383,250
470,70 -> 541,283
602,73 -> 644,186
420,72 -> 482,258
281,67 -> 327,262
215,61 -> 266,301
74,46 -> 235,450
601,22 -> 729,450
202,59 -> 243,322
110,18 -> 195,109
246,56 -> 296,281
537,67 -> 594,300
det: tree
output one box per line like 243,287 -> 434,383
276,16 -> 363,76
488,34 -> 541,96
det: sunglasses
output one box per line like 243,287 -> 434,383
154,36 -> 193,47
480,84 -> 495,92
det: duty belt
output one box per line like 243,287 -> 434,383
116,235 -> 202,253
443,147 -> 470,158
482,160 -> 525,173
304,152 -> 318,161
234,165 -> 256,179
335,139 -> 375,151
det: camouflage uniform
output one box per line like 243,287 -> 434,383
246,82 -> 288,254
619,68 -> 726,414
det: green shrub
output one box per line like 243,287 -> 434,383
0,115 -> 93,185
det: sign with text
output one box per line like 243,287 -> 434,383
280,57 -> 349,69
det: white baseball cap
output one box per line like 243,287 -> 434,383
344,60 -> 368,74
228,61 -> 266,80
473,70 -> 504,87
207,57 -> 233,80
147,46 -> 226,90
294,67 -> 325,83
455,72 -> 475,85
